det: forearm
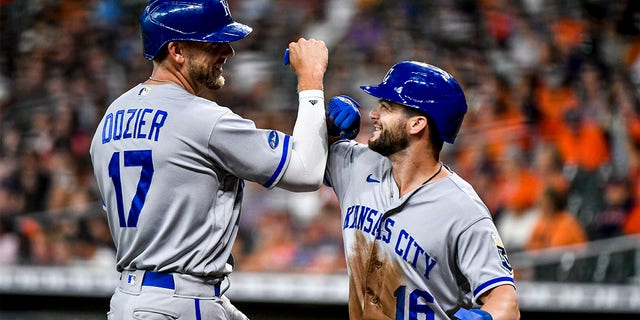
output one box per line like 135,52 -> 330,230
480,285 -> 520,320
277,90 -> 327,191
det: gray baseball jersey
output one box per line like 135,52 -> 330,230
90,83 -> 293,276
325,140 -> 515,320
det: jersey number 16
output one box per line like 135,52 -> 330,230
394,285 -> 435,320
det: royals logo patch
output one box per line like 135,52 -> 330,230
492,233 -> 513,273
268,130 -> 279,149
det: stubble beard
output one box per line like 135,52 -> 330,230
188,61 -> 225,90
368,120 -> 409,157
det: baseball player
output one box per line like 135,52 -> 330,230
89,1 -> 328,319
324,61 -> 520,319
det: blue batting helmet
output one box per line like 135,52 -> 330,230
360,61 -> 468,143
140,0 -> 252,60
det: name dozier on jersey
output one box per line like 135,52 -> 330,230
343,204 -> 438,280
101,108 -> 168,143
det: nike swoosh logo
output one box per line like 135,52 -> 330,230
366,174 -> 380,183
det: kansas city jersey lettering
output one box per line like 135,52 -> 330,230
102,108 -> 168,143
343,204 -> 438,280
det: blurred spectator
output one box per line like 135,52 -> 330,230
240,209 -> 299,272
557,107 -> 611,231
525,186 -> 588,281
526,187 -> 588,251
624,165 -> 640,235
495,146 -> 542,252
0,216 -> 19,264
291,199 -> 345,273
15,150 -> 51,213
590,177 -> 634,239
533,143 -> 569,194
71,213 -> 116,268
533,51 -> 580,143
556,107 -> 610,172
624,204 -> 640,235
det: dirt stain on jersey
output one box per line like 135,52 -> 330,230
348,231 -> 403,319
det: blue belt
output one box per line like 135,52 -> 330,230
142,271 -> 175,289
142,271 -> 221,296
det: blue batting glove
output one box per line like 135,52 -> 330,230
453,308 -> 493,320
327,95 -> 361,140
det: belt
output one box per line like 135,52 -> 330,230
136,271 -> 222,297
142,271 -> 176,289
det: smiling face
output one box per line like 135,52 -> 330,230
183,42 -> 235,90
367,100 -> 410,157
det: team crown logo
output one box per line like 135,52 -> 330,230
221,0 -> 231,17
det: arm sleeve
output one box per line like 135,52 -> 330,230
277,90 -> 328,192
457,218 -> 516,305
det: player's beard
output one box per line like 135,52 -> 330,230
187,60 -> 226,90
368,119 -> 409,157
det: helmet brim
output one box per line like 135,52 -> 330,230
360,85 -> 385,101
203,22 -> 253,42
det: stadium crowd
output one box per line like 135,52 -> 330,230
0,0 -> 639,282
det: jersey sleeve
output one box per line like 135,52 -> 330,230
325,140 -> 361,195
456,217 -> 516,304
325,140 -> 383,200
208,111 -> 292,188
325,140 -> 351,186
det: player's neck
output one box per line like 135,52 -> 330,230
146,68 -> 196,94
390,153 -> 444,197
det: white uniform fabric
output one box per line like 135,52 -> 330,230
109,270 -> 245,320
90,82 -> 325,319
325,140 -> 515,320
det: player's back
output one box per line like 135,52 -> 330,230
90,83 -> 239,277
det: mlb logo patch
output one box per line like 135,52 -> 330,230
138,87 -> 151,96
127,274 -> 137,285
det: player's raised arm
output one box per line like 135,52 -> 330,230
276,38 -> 329,191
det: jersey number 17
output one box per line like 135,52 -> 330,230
108,150 -> 154,228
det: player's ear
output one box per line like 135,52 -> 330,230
407,115 -> 428,135
167,41 -> 186,64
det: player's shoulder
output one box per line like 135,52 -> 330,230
438,171 -> 492,218
140,84 -> 231,116
330,140 -> 384,162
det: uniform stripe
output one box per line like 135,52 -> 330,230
195,299 -> 202,320
473,276 -> 514,297
264,134 -> 290,188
